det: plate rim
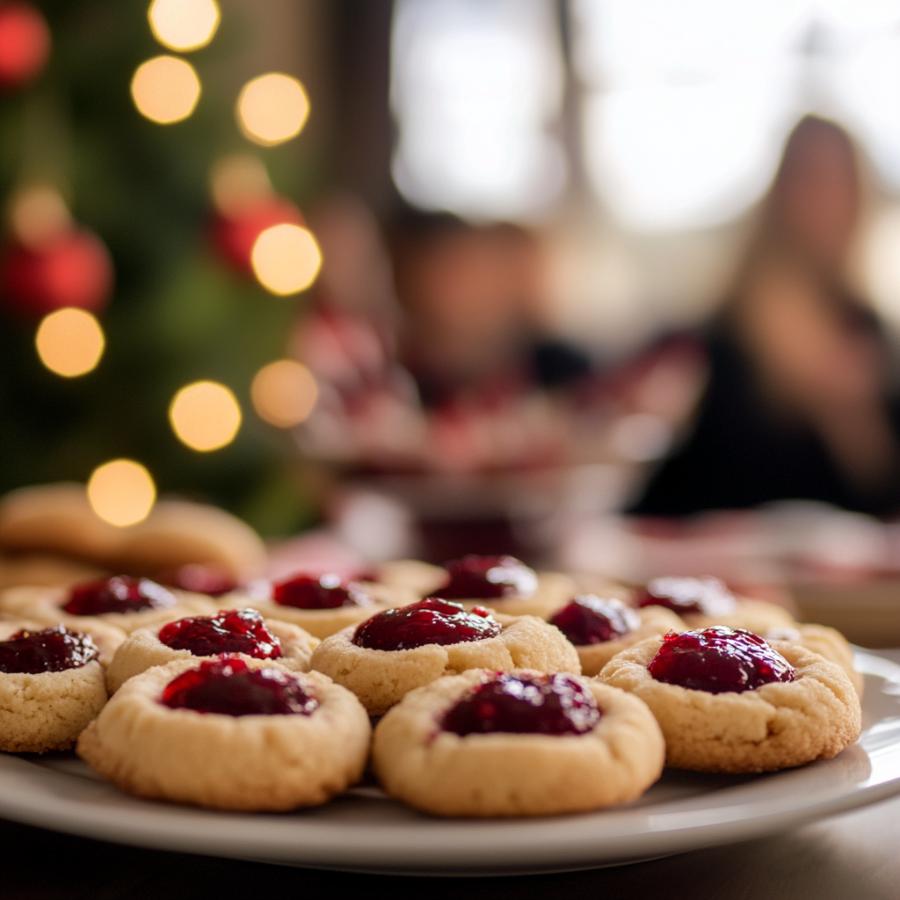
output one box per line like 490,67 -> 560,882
0,648 -> 898,874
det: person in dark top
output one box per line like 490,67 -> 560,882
632,115 -> 900,518
387,209 -> 594,409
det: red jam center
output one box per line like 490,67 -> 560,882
63,576 -> 177,616
442,673 -> 601,736
160,657 -> 318,717
352,598 -> 500,651
272,573 -> 374,610
431,555 -> 538,600
549,595 -> 640,645
647,626 -> 796,694
635,576 -> 736,616
161,564 -> 237,597
0,625 -> 99,674
157,609 -> 282,659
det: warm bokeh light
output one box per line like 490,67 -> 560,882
209,153 -> 271,216
250,223 -> 321,296
9,184 -> 70,247
236,73 -> 310,146
148,0 -> 220,52
251,359 -> 319,428
131,55 -> 201,125
169,380 -> 242,452
87,459 -> 157,527
35,308 -> 105,378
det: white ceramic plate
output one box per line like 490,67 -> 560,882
1,649 -> 899,876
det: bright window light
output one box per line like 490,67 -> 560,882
826,35 -> 900,191
573,0 -> 810,85
583,73 -> 797,231
390,0 -> 565,219
573,0 -> 817,230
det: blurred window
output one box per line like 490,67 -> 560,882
574,0 -> 804,230
391,0 -> 900,229
390,0 -> 565,219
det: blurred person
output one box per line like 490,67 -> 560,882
631,115 -> 900,517
293,202 -> 598,476
388,209 -> 595,412
289,194 -> 426,469
290,192 -> 401,395
295,206 -> 602,562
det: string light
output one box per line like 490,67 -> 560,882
236,73 -> 309,146
35,308 -> 105,378
148,0 -> 220,52
251,359 -> 318,428
9,185 -> 70,247
87,459 -> 157,527
209,153 -> 271,216
131,55 -> 201,125
169,380 -> 242,452
250,223 -> 321,295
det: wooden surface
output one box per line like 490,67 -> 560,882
4,798 -> 900,899
4,650 -> 899,898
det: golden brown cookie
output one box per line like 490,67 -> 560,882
0,623 -> 108,752
0,483 -> 117,563
598,628 -> 861,773
634,576 -> 794,633
464,570 -> 578,618
766,622 -> 863,697
311,599 -> 581,715
227,573 -> 417,639
0,484 -> 268,581
0,577 -> 215,634
546,596 -> 685,676
572,573 -> 635,601
381,555 -> 578,618
105,608 -> 319,692
375,559 -> 445,595
111,499 -> 267,580
0,553 -> 105,591
373,669 -> 665,817
684,599 -> 795,633
78,657 -> 371,810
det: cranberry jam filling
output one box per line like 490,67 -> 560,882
272,573 -> 373,610
352,598 -> 500,651
161,564 -> 237,597
549,595 -> 640,645
157,609 -> 282,659
647,626 -> 796,694
442,673 -> 600,737
63,576 -> 177,616
0,625 -> 99,674
160,657 -> 318,717
431,555 -> 538,600
635,576 -> 736,616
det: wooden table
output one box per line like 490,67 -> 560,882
5,652 -> 898,899
4,799 -> 899,900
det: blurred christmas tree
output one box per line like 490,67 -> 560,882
0,0 -> 326,535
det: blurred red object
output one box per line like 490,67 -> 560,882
210,196 -> 302,274
0,229 -> 112,318
0,3 -> 50,90
159,564 -> 238,598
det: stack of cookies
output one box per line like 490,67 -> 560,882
0,482 -> 268,592
0,554 -> 863,818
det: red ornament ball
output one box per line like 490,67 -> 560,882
210,196 -> 302,274
0,3 -> 50,90
0,229 -> 114,319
